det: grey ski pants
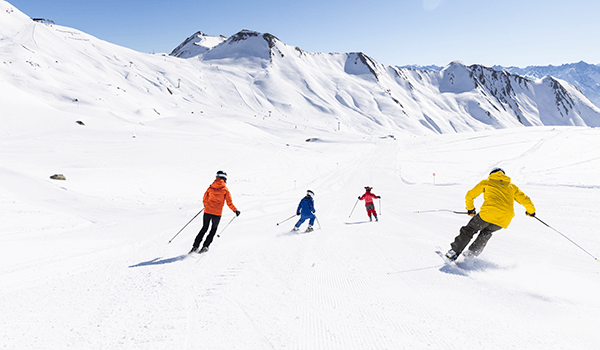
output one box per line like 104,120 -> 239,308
450,214 -> 502,256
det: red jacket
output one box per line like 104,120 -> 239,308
359,191 -> 379,205
203,178 -> 237,216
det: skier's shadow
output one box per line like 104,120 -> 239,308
438,259 -> 505,276
277,230 -> 314,237
128,255 -> 187,268
456,259 -> 504,271
344,221 -> 371,225
439,264 -> 469,276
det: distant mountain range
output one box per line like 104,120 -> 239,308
168,29 -> 600,133
2,0 -> 600,137
400,62 -> 600,109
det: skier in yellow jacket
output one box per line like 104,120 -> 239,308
445,168 -> 536,261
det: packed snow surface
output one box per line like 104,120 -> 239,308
1,1 -> 600,349
2,120 -> 600,349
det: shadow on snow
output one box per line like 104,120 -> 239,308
438,258 -> 507,276
128,255 -> 188,268
344,221 -> 372,225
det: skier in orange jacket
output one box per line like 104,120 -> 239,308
190,171 -> 240,254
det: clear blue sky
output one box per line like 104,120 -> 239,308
7,0 -> 600,67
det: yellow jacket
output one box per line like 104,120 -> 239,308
466,172 -> 535,229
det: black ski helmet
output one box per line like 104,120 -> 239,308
489,168 -> 505,175
306,190 -> 314,197
365,186 -> 372,191
216,170 -> 227,182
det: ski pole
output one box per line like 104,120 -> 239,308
276,214 -> 297,226
414,209 -> 468,214
379,198 -> 382,216
315,215 -> 322,229
168,208 -> 204,244
217,215 -> 237,238
535,216 -> 599,262
349,199 -> 359,218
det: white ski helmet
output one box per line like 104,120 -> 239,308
216,170 -> 227,182
306,190 -> 314,197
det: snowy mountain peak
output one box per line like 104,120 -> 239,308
169,31 -> 227,58
446,60 -> 466,67
199,30 -> 283,61
227,29 -> 261,43
540,75 -> 578,117
344,52 -> 381,80
439,60 -> 476,93
222,30 -> 280,48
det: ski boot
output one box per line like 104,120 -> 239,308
445,249 -> 458,261
306,226 -> 314,232
462,249 -> 476,259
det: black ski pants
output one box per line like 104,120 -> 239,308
193,213 -> 222,249
451,214 -> 502,257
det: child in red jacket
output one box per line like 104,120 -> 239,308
359,186 -> 380,221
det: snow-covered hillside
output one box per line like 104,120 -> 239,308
2,1 -> 600,139
2,2 -> 600,349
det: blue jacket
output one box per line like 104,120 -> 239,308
296,196 -> 315,217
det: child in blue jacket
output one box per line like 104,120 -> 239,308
293,190 -> 316,232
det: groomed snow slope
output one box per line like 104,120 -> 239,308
1,120 -> 599,349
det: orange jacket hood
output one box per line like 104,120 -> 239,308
203,178 -> 237,216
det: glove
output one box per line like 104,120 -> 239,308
377,196 -> 381,199
526,211 -> 535,217
358,196 -> 361,200
467,209 -> 476,216
296,212 -> 300,216
235,210 -> 241,217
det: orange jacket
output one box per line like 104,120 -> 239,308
203,178 -> 237,216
